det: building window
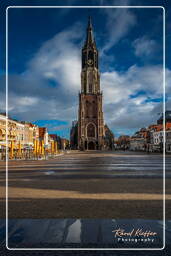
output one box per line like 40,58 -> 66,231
88,72 -> 93,93
87,123 -> 96,137
89,83 -> 92,93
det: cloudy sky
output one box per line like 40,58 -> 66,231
0,0 -> 171,138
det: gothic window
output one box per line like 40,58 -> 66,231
87,123 -> 96,138
94,52 -> 97,67
88,72 -> 93,93
88,50 -> 93,60
89,83 -> 92,93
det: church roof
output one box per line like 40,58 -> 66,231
83,16 -> 97,49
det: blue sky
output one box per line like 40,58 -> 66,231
0,0 -> 171,138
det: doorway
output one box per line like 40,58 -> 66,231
88,141 -> 95,150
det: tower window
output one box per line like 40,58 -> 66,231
87,123 -> 96,137
88,50 -> 94,60
88,72 -> 93,93
89,83 -> 92,93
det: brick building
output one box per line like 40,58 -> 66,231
78,17 -> 105,150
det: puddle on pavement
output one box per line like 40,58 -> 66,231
44,171 -> 55,175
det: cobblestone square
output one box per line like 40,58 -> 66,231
1,151 -> 170,219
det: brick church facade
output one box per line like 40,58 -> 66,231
78,17 -> 105,150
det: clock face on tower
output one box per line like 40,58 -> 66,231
87,59 -> 93,66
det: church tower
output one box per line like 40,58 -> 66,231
78,17 -> 104,150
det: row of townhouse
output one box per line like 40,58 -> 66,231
130,128 -> 151,152
151,123 -> 171,153
0,114 -> 69,159
130,123 -> 171,153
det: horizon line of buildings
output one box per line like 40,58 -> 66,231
0,113 -> 69,160
70,111 -> 171,153
1,110 -> 171,159
116,111 -> 171,153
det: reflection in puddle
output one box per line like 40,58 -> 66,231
66,219 -> 81,243
1,219 -> 167,248
44,171 -> 55,175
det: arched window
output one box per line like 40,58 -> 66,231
88,72 -> 93,93
89,83 -> 92,93
87,123 -> 96,137
88,50 -> 94,60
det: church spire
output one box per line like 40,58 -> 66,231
84,16 -> 96,48
88,15 -> 92,29
78,16 -> 104,151
82,16 -> 98,69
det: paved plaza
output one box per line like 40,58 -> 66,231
0,151 -> 171,219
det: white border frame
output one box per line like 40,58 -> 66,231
5,5 -> 166,251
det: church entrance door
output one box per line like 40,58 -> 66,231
88,141 -> 95,150
85,141 -> 87,150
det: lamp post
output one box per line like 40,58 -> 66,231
36,140 -> 39,159
18,141 -> 21,159
51,141 -> 55,155
10,141 -> 14,159
41,140 -> 45,159
33,139 -> 37,159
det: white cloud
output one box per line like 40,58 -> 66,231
101,65 -> 165,105
3,23 -> 83,122
3,19 -> 171,136
132,36 -> 158,58
101,7 -> 136,54
18,96 -> 39,106
27,22 -> 83,94
101,65 -> 171,132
